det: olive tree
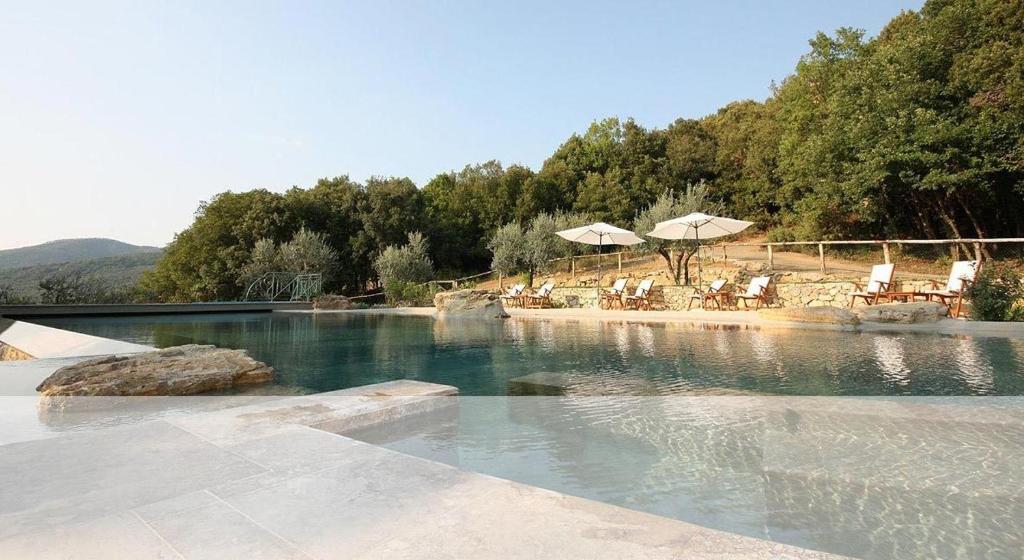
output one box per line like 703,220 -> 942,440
633,181 -> 721,285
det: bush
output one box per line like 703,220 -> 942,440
966,265 -> 1024,322
0,284 -> 34,304
382,280 -> 438,307
374,232 -> 434,286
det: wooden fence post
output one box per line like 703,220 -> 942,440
498,273 -> 503,291
818,243 -> 826,273
571,257 -> 576,280
766,244 -> 774,271
882,243 -> 891,264
617,252 -> 622,273
973,242 -> 983,263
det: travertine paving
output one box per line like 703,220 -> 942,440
0,380 -> 849,559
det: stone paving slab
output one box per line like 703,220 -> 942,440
0,380 -> 850,559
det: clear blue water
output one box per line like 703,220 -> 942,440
32,312 -> 1024,396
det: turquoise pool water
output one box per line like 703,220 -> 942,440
33,312 -> 1024,396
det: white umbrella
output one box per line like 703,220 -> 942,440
556,222 -> 644,292
647,212 -> 753,306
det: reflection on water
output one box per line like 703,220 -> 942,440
31,313 -> 1024,396
349,396 -> 1024,560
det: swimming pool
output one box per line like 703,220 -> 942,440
32,312 -> 1024,396
349,396 -> 1024,560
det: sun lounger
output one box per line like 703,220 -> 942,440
523,282 -> 555,309
623,279 -> 654,311
920,260 -> 978,317
600,278 -> 628,309
735,276 -> 777,310
848,264 -> 895,306
500,283 -> 526,308
688,279 -> 731,310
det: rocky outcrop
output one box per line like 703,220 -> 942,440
854,301 -> 947,324
36,345 -> 274,396
434,289 -> 507,318
0,341 -> 33,361
313,294 -> 352,311
758,306 -> 861,326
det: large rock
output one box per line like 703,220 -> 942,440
35,345 -> 274,396
854,301 -> 948,324
433,289 -> 507,318
313,294 -> 352,311
758,306 -> 860,326
0,341 -> 32,361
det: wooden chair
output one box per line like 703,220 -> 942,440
600,278 -> 628,309
499,283 -> 526,308
623,279 -> 654,311
522,282 -> 555,309
735,276 -> 777,310
848,264 -> 895,307
921,260 -> 978,317
688,279 -> 731,310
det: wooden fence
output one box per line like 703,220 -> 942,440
466,237 -> 1024,288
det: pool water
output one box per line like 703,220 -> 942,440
349,396 -> 1024,560
33,312 -> 1024,396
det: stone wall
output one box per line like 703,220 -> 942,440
544,277 -> 939,311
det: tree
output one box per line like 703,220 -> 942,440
374,232 -> 434,286
633,181 -> 722,285
238,238 -> 280,286
278,228 -> 338,277
488,223 -> 527,280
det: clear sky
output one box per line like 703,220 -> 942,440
0,0 -> 923,250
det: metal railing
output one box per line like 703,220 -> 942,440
243,272 -> 323,302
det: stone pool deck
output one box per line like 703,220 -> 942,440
0,378 -> 848,559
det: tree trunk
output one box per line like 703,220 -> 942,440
956,192 -> 994,259
675,246 -> 698,286
657,248 -> 677,283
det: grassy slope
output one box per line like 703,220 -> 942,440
0,238 -> 161,269
0,251 -> 162,299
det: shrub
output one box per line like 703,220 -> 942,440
966,265 -> 1024,322
382,280 -> 438,307
374,232 -> 434,286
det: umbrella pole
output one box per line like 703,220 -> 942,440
597,236 -> 603,303
696,227 -> 703,309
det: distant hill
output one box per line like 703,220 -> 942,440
0,238 -> 162,269
0,251 -> 163,300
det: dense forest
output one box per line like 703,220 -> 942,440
138,0 -> 1023,302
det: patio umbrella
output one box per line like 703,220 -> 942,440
556,222 -> 644,294
646,212 -> 753,307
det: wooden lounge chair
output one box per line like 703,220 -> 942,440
921,260 -> 978,317
499,283 -> 526,308
848,264 -> 895,307
735,276 -> 777,310
688,279 -> 731,310
522,282 -> 555,309
623,279 -> 654,311
600,278 -> 628,309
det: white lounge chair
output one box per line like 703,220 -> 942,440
623,279 -> 654,310
921,260 -> 978,317
688,279 -> 730,310
848,264 -> 895,307
500,283 -> 526,308
600,278 -> 628,309
523,282 -> 555,309
735,276 -> 777,310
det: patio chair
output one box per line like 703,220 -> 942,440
921,260 -> 978,317
735,276 -> 777,310
848,264 -> 895,307
522,282 -> 555,309
499,283 -> 526,308
623,279 -> 654,311
600,278 -> 629,309
688,279 -> 732,310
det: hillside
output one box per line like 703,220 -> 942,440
0,251 -> 163,299
0,238 -> 161,269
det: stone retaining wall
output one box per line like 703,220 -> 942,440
546,279 -> 939,311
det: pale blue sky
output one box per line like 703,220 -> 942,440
0,0 -> 923,250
